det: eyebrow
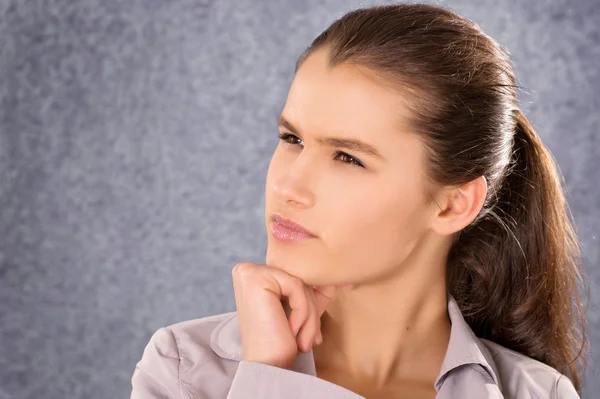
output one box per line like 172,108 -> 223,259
277,115 -> 384,159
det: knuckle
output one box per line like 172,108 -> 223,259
232,262 -> 254,278
292,277 -> 305,291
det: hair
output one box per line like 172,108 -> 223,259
294,2 -> 589,393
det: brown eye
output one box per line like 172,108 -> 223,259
334,151 -> 365,168
278,133 -> 303,146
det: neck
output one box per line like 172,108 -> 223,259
314,252 -> 451,388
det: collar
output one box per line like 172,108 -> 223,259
434,295 -> 499,389
210,294 -> 499,386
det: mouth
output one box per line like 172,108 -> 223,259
271,213 -> 316,242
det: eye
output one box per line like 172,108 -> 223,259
278,132 -> 303,146
277,132 -> 365,169
334,151 -> 365,168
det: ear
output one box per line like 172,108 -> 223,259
430,175 -> 487,236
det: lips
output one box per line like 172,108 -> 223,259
271,213 -> 316,241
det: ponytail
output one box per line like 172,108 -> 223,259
447,109 -> 588,393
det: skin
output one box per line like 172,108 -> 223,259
262,47 -> 488,397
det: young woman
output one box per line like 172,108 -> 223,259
131,3 -> 587,398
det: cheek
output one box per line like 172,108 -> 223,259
328,198 -> 422,250
322,188 -> 429,277
326,176 -> 426,239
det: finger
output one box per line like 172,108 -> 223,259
281,297 -> 303,336
232,263 -> 291,331
314,329 -> 323,345
263,266 -> 310,337
231,263 -> 258,309
296,285 -> 320,352
306,285 -> 322,350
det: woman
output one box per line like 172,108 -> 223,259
130,3 -> 587,398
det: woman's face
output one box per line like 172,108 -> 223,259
264,48 -> 437,287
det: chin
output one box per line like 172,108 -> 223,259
265,252 -> 319,285
265,250 -> 296,273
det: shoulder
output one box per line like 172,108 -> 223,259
163,310 -> 241,369
144,311 -> 236,360
479,338 -> 579,399
131,311 -> 240,399
167,311 -> 237,349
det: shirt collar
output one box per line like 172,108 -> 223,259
210,294 -> 499,386
435,294 -> 499,389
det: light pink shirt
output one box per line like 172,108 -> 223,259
130,295 -> 579,398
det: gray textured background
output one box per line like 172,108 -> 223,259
0,0 -> 598,398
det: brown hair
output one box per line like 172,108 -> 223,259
295,2 -> 588,393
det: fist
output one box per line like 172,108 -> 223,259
231,262 -> 345,370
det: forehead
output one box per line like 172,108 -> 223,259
282,49 -> 414,143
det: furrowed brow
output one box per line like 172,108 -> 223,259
277,115 -> 383,158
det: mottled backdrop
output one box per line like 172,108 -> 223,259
0,0 -> 598,398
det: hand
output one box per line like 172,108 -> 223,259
231,262 -> 348,370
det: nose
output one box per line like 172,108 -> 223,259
272,159 -> 315,208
